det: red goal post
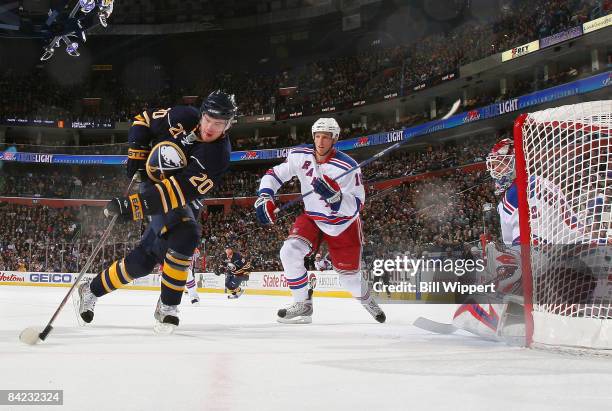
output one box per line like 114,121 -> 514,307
513,100 -> 612,353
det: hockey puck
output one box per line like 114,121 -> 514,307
19,327 -> 42,345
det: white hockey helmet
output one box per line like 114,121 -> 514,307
312,118 -> 341,143
486,138 -> 515,194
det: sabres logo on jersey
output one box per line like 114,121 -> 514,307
146,141 -> 188,183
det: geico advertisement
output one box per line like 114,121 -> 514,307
29,273 -> 74,284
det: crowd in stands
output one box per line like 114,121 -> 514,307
0,167 -> 497,273
0,0 -> 606,125
0,201 -> 142,273
0,165 -> 124,199
0,132 -> 499,199
0,60 -> 586,160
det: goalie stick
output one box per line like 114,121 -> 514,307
19,175 -> 138,345
413,317 -> 458,334
276,99 -> 462,214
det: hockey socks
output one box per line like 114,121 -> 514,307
89,258 -> 134,297
160,249 -> 191,306
286,272 -> 309,301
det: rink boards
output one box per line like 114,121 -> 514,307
0,270 -> 452,301
0,270 -> 352,298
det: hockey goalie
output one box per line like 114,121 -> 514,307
451,138 -> 526,343
453,132 -> 611,345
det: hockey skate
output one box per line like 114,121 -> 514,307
153,297 -> 180,334
98,11 -> 109,27
361,296 -> 386,323
76,281 -> 97,324
227,287 -> 244,299
186,288 -> 200,305
277,295 -> 313,324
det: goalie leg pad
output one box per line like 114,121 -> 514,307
452,301 -> 503,341
496,295 -> 526,345
452,297 -> 526,344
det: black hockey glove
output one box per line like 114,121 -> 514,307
104,194 -> 145,222
213,265 -> 224,276
126,145 -> 150,181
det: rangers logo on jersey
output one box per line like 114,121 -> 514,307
258,145 -> 365,237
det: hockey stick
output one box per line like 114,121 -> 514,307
19,175 -> 138,345
278,142 -> 489,229
276,99 -> 462,214
276,140 -> 406,213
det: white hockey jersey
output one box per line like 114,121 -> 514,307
258,145 -> 365,237
314,257 -> 333,271
498,181 -> 521,246
190,248 -> 201,271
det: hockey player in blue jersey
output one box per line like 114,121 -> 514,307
217,246 -> 252,299
76,90 -> 237,333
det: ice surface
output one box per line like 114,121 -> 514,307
1,287 -> 611,411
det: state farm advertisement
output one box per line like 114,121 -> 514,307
250,271 -> 343,292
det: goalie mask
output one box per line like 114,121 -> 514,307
146,141 -> 187,183
486,138 -> 515,195
312,118 -> 341,143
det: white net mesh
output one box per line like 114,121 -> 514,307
518,100 -> 612,351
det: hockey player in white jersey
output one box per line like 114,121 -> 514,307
314,253 -> 333,271
254,118 -> 385,324
185,248 -> 201,304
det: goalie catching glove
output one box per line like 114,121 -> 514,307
254,194 -> 277,225
104,194 -> 146,222
312,175 -> 342,211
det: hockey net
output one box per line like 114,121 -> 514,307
514,100 -> 612,353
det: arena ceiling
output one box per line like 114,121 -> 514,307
1,0 -> 474,37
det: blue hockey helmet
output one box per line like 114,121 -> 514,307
200,90 -> 237,121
